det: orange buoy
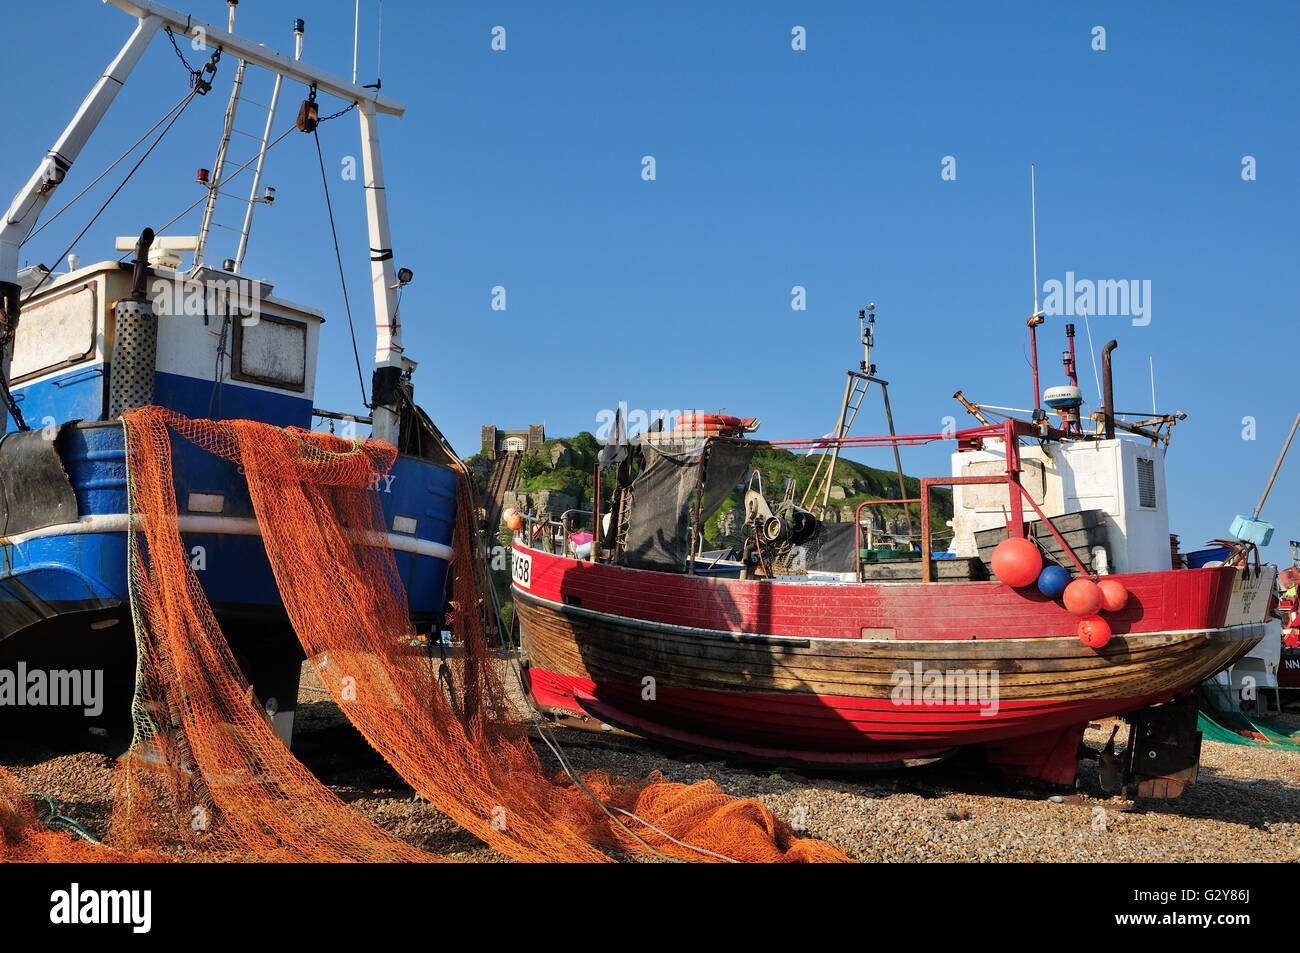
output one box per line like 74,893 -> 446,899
1097,578 -> 1129,613
506,511 -> 524,533
1077,615 -> 1111,648
991,537 -> 1042,588
1063,578 -> 1103,616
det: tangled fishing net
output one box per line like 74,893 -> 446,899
1,407 -> 846,863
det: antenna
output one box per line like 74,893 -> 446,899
1149,356 -> 1156,414
1027,165 -> 1045,414
1082,309 -> 1101,403
352,0 -> 360,84
1031,164 -> 1040,318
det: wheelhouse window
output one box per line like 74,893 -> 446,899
11,283 -> 97,383
231,313 -> 307,391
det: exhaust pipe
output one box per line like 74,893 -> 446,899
1102,340 -> 1118,440
108,228 -> 158,419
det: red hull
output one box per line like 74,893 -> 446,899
514,544 -> 1268,783
519,546 -> 1237,641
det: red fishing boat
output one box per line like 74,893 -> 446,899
512,320 -> 1275,794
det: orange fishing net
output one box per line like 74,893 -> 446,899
2,407 -> 847,863
0,765 -> 162,863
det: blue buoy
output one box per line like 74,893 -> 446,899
1037,564 -> 1070,598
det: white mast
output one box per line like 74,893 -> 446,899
234,18 -> 303,273
194,1 -> 246,269
359,99 -> 403,444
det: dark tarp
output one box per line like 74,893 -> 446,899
789,521 -> 859,574
622,439 -> 755,572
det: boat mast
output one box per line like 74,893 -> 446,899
194,1 -> 248,269
0,13 -> 161,314
104,0 -> 408,442
359,99 -> 404,444
234,18 -> 304,273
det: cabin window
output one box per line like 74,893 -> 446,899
10,283 -> 97,383
1136,457 -> 1157,508
231,314 -> 307,391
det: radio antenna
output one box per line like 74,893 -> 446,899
1027,165 -> 1045,413
352,0 -> 360,84
1031,164 -> 1041,319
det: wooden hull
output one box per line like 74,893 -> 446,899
513,544 -> 1270,781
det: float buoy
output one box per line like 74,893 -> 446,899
1063,578 -> 1103,616
1097,578 -> 1129,613
991,537 -> 1042,588
1036,565 -> 1070,598
1077,615 -> 1111,648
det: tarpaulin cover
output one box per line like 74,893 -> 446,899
623,440 -> 755,572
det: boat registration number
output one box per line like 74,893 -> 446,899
512,549 -> 532,589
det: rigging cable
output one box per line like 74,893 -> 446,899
23,85 -> 202,306
312,127 -> 370,410
22,89 -> 195,247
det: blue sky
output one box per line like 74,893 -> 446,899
6,1 -> 1299,559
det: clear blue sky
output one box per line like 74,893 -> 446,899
6,0 -> 1299,560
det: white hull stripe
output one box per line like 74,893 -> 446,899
0,514 -> 454,562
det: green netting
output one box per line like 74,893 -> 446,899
1197,680 -> 1300,748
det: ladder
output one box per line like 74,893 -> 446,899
800,307 -> 915,540
193,13 -> 303,272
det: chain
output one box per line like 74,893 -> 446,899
306,83 -> 357,123
319,102 -> 358,123
164,26 -> 222,94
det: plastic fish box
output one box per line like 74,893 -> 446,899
1230,514 -> 1274,546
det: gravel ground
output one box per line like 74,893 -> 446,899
4,661 -> 1298,863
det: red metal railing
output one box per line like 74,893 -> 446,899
849,419 -> 1088,583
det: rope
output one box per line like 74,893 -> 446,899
25,792 -> 102,844
475,502 -> 739,862
24,85 -> 201,305
23,89 -> 195,247
312,128 -> 370,409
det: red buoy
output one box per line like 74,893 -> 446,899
991,537 -> 1042,588
1078,615 -> 1111,648
1097,578 -> 1129,613
1063,578 -> 1103,616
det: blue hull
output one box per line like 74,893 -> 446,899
0,421 -> 458,639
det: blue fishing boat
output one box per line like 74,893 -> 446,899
0,0 -> 460,742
